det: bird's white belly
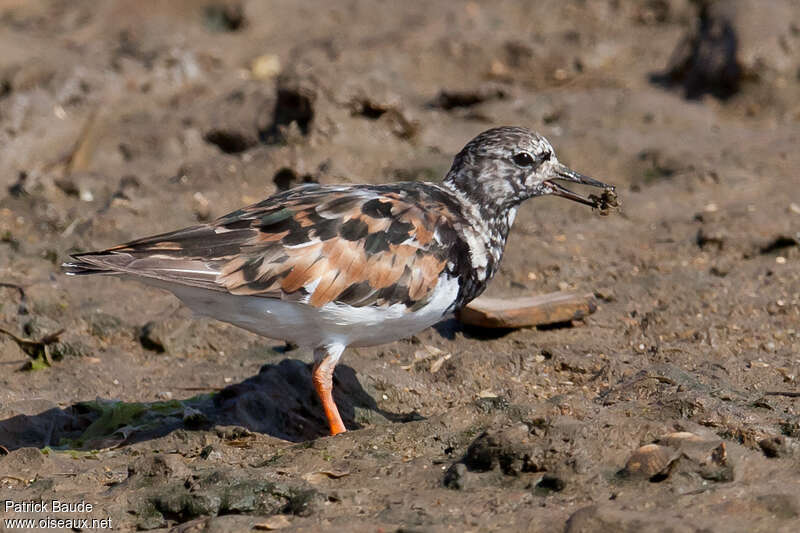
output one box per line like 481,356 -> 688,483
160,275 -> 459,348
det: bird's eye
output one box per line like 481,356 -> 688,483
512,152 -> 534,167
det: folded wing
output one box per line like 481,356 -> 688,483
65,185 -> 455,309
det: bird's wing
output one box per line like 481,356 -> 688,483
67,184 -> 459,309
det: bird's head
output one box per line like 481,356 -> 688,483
443,126 -> 614,210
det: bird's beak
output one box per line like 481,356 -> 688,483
543,163 -> 615,208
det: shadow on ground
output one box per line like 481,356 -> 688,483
0,359 -> 413,450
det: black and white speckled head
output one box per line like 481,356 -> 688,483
443,126 -> 608,210
439,126 -> 612,294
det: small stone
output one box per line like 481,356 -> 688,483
623,444 -> 677,478
192,191 -> 212,221
443,462 -> 469,490
251,54 -> 281,80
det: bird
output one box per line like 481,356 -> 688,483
63,126 -> 614,436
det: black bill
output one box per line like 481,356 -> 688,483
544,163 -> 616,208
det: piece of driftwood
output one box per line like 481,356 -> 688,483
457,291 -> 597,328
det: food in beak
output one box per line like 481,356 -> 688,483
544,164 -> 618,213
588,187 -> 619,216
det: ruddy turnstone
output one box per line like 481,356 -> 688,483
63,126 -> 614,436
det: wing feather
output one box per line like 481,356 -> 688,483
67,184 -> 459,309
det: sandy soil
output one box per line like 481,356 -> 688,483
1,1 -> 800,531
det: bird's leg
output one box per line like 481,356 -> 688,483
312,343 -> 347,435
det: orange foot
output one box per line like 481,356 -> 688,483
312,344 -> 347,435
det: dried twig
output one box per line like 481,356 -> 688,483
44,109 -> 99,176
763,391 -> 800,398
0,475 -> 28,484
0,282 -> 25,300
0,326 -> 64,365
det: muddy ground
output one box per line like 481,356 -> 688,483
1,0 -> 800,531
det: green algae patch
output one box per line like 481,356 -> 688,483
60,395 -> 214,450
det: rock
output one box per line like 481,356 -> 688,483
442,462 -> 470,490
251,54 -> 281,81
138,318 -> 213,356
47,339 -> 90,360
21,315 -> 61,339
0,447 -> 45,475
128,453 -> 191,481
620,432 -> 734,483
88,312 -> 123,340
134,472 -> 318,528
622,443 -> 678,479
192,191 -> 212,221
461,425 -> 539,475
442,424 -> 548,490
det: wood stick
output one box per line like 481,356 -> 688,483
457,291 -> 597,328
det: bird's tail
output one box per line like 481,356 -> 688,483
61,254 -> 117,276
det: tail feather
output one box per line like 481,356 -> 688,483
62,255 -> 117,276
61,251 -> 221,291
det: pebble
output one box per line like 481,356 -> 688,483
192,191 -> 212,221
623,444 -> 676,477
251,54 -> 281,80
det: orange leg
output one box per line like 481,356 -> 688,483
312,344 -> 347,435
